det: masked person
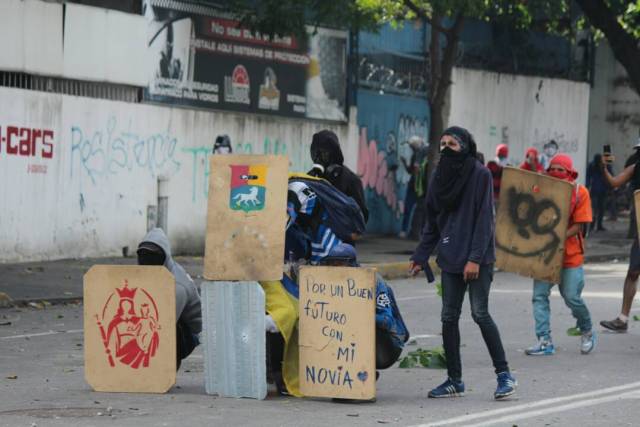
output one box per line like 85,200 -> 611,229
486,144 -> 509,201
409,126 -> 516,400
307,130 -> 368,224
519,147 -> 543,173
525,154 -> 596,356
137,228 -> 202,369
599,141 -> 640,332
213,134 -> 232,155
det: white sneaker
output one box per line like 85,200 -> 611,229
581,330 -> 597,354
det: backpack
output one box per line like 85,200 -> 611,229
289,173 -> 366,242
375,275 -> 410,349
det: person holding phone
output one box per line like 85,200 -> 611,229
409,126 -> 516,400
600,142 -> 640,332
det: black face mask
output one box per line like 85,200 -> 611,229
440,147 -> 465,158
137,249 -> 166,266
311,149 -> 332,167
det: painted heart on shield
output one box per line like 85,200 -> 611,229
357,371 -> 368,382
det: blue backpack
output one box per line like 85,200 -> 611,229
288,174 -> 366,242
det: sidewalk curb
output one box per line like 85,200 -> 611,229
1,255 -> 627,308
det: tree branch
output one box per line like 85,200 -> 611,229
403,0 -> 449,34
575,0 -> 640,95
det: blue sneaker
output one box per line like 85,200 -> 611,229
428,378 -> 465,398
494,371 -> 517,400
581,330 -> 597,354
525,338 -> 555,356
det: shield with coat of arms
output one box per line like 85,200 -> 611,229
229,165 -> 267,212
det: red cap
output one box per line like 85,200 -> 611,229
548,153 -> 578,179
496,144 -> 509,158
525,147 -> 539,158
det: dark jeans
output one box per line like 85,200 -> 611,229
376,327 -> 402,370
176,321 -> 199,370
590,192 -> 606,230
441,264 -> 508,381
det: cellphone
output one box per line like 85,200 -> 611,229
603,144 -> 611,155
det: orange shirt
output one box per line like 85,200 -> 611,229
563,185 -> 592,268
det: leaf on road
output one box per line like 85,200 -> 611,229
567,327 -> 581,336
398,347 -> 446,369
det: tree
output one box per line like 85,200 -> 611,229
574,0 -> 640,96
355,0 -> 556,172
211,0 -> 572,171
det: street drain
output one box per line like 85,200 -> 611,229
0,407 -> 120,418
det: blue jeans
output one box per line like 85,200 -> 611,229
441,264 -> 509,381
532,266 -> 593,339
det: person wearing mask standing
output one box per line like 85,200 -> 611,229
409,126 -> 516,400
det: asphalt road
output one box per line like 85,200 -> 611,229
2,262 -> 640,426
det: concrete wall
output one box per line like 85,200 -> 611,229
448,68 -> 591,179
0,0 -> 147,86
0,87 -> 354,262
587,42 -> 640,173
356,89 -> 430,234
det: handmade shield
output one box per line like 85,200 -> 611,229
495,167 -> 573,283
298,266 -> 376,400
201,281 -> 267,400
84,265 -> 176,393
204,155 -> 288,281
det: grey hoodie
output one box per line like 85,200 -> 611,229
140,228 -> 202,334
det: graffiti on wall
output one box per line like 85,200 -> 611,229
357,114 -> 429,232
182,137 -> 309,203
485,124 -> 579,170
70,116 -> 181,185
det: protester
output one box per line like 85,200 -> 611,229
285,174 -> 365,263
136,228 -> 202,369
262,183 -> 400,397
586,154 -> 611,232
599,142 -> 640,332
213,134 -> 232,154
525,154 -> 596,356
486,144 -> 509,201
399,136 -> 429,238
519,147 -> 543,173
409,126 -> 516,400
307,130 -> 369,223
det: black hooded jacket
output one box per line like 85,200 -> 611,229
309,130 -> 369,223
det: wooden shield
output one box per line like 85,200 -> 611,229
298,266 -> 376,400
84,265 -> 176,393
204,155 -> 288,281
495,167 -> 573,283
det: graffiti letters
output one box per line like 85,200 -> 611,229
358,127 -> 398,212
70,116 -> 181,184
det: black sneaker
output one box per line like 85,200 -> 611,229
600,318 -> 628,332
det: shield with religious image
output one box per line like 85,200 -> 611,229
84,265 -> 176,393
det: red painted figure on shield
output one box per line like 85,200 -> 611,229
97,280 -> 160,369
